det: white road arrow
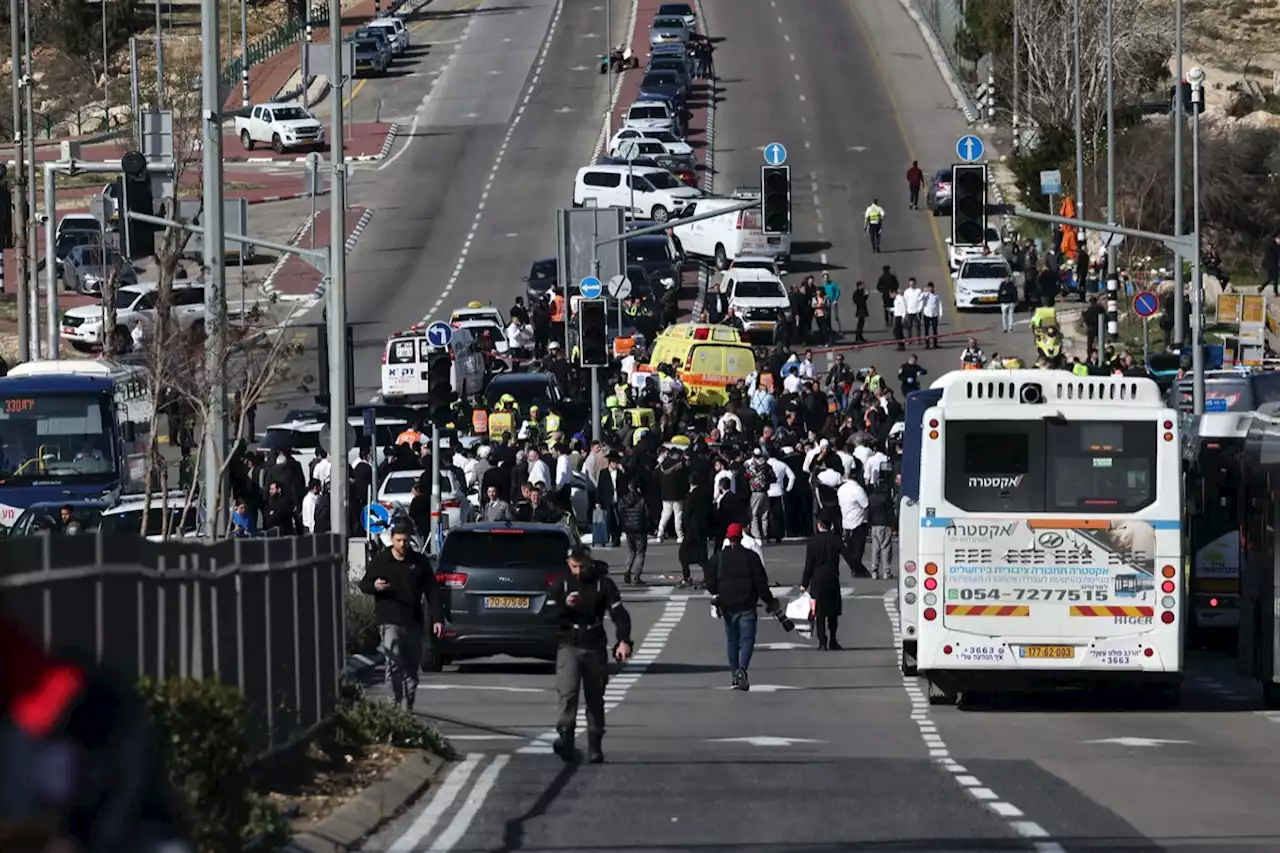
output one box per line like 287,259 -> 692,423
715,684 -> 801,692
555,107 -> 575,113
583,32 -> 599,38
418,684 -> 546,693
848,146 -> 869,152
571,65 -> 590,71
710,736 -> 825,747
488,70 -> 503,76
464,113 -> 481,119
756,642 -> 811,650
1084,737 -> 1192,747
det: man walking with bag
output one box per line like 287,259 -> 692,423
705,523 -> 779,691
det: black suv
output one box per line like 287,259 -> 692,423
426,522 -> 595,671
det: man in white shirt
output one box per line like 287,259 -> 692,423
463,444 -> 492,489
527,448 -> 552,489
620,349 -> 637,379
902,277 -> 924,341
505,318 -> 532,358
553,444 -> 574,507
921,281 -> 943,349
301,479 -> 321,532
892,289 -> 908,351
765,453 -> 794,543
862,447 -> 891,487
836,476 -> 870,578
796,351 -> 817,381
311,450 -> 332,487
782,367 -> 803,395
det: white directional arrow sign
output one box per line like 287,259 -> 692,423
1084,737 -> 1192,747
756,642 -> 812,650
418,684 -> 547,693
710,736 -> 825,747
715,684 -> 801,692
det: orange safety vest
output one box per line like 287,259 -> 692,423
471,409 -> 489,434
551,294 -> 565,323
396,428 -> 422,446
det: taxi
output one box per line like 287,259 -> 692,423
450,301 -> 505,328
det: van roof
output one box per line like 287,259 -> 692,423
582,163 -> 672,177
655,323 -> 748,345
725,268 -> 783,282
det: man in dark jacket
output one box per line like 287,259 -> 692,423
906,161 -> 924,209
1082,296 -> 1104,358
801,511 -> 844,650
549,545 -> 633,764
1263,235 -> 1280,295
263,481 -> 296,534
875,265 -> 899,326
679,479 -> 712,588
358,522 -> 443,711
705,523 -> 779,691
595,453 -> 626,547
618,480 -> 649,584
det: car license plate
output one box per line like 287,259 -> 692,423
484,596 -> 530,609
978,296 -> 998,303
767,237 -> 781,245
1019,645 -> 1074,659
63,327 -> 74,335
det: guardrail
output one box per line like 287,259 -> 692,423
0,531 -> 346,759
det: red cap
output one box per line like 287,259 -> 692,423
726,522 -> 744,539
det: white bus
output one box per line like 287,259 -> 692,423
914,370 -> 1184,706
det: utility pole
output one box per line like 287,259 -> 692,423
11,0 -> 29,362
22,0 -> 38,359
241,0 -> 249,107
155,0 -> 166,109
201,0 -> 228,535
1011,0 -> 1019,156
327,0 -> 349,537
1072,0 -> 1085,254
1104,0 -> 1118,351
1172,0 -> 1186,347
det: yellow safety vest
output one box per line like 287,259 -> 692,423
545,413 -> 561,434
864,205 -> 885,224
1072,362 -> 1090,376
489,411 -> 514,438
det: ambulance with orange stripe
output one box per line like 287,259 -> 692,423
912,371 -> 1184,706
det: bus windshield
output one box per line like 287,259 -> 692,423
0,393 -> 117,484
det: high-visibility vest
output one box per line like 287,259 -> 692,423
1072,362 -> 1090,376
471,409 -> 489,434
489,411 -> 514,438
545,413 -> 561,434
865,205 -> 884,224
551,295 -> 565,323
396,428 -> 421,446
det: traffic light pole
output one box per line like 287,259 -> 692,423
589,214 -> 602,443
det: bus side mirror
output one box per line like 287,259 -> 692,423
121,421 -> 136,443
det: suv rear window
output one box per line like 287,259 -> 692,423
440,529 -> 570,567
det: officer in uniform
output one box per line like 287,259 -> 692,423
863,197 -> 886,253
551,545 -> 633,764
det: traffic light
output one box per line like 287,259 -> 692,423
578,299 -> 609,367
951,164 -> 987,248
426,349 -> 455,407
761,166 -> 791,235
0,164 -> 11,251
313,324 -> 355,407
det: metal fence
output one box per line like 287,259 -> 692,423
0,533 -> 346,758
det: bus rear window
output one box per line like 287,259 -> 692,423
387,339 -> 417,365
944,422 -> 1044,512
1047,421 -> 1156,511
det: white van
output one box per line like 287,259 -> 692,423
623,100 -> 682,137
573,164 -> 700,223
381,327 -> 485,403
672,197 -> 791,270
368,17 -> 409,53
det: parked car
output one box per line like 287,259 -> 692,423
234,103 -> 325,153
927,167 -> 953,215
2,500 -> 108,537
649,15 -> 691,47
376,468 -> 472,532
353,38 -> 388,76
59,281 -> 207,352
59,245 -> 137,295
523,258 -> 558,302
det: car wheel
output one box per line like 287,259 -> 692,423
272,134 -> 285,155
651,205 -> 669,223
420,642 -> 444,673
714,244 -> 728,270
240,130 -> 254,151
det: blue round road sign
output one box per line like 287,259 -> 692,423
579,275 -> 603,299
426,321 -> 453,347
764,142 -> 788,167
1133,291 -> 1159,319
956,134 -> 985,163
362,502 -> 392,534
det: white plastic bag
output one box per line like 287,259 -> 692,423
785,592 -> 813,622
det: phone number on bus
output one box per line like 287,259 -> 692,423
947,588 -> 1112,602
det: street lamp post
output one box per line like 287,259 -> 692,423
1188,65 -> 1206,415
1073,0 -> 1084,238
1104,0 -> 1118,354
1172,0 -> 1186,347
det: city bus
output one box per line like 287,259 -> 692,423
898,386 -> 943,676
1236,405 -> 1280,707
1182,410 -> 1252,638
914,370 -> 1184,705
0,360 -> 151,527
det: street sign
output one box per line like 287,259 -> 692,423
956,134 -> 984,163
426,321 -> 453,347
88,195 -> 115,231
1205,397 -> 1229,413
763,142 -> 787,167
606,273 -> 631,300
579,275 -> 603,299
1039,169 -> 1062,196
1133,291 -> 1159,319
362,502 -> 392,534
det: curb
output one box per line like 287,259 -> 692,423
261,207 -> 376,305
280,752 -> 449,853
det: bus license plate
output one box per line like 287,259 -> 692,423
485,596 -> 529,609
1019,645 -> 1074,659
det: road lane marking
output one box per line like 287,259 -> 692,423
426,755 -> 511,852
882,591 -> 1067,853
385,753 -> 483,852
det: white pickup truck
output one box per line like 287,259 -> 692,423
234,103 -> 325,154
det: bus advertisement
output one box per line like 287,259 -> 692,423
0,360 -> 151,527
914,371 -> 1184,706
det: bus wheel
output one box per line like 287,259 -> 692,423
901,647 -> 917,677
1262,682 -> 1280,709
927,678 -> 957,706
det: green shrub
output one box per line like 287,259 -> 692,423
335,677 -> 458,759
345,583 -> 381,656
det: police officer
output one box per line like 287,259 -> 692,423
551,545 -> 633,764
863,197 -> 886,253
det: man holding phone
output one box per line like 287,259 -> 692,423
551,545 -> 633,764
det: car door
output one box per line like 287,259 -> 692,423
626,173 -> 656,215
130,292 -> 157,329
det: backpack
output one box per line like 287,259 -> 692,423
747,460 -> 774,492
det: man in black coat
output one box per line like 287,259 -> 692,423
618,480 -> 650,584
801,511 -> 845,650
705,523 -> 779,691
678,479 -> 712,588
595,453 -> 626,547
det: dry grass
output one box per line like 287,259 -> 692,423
262,740 -> 415,825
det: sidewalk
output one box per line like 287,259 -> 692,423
262,205 -> 374,301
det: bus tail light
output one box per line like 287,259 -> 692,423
1161,580 -> 1175,594
904,561 -> 916,573
442,498 -> 460,510
1209,597 -> 1219,608
435,572 -> 468,588
924,563 -> 938,576
1163,420 -> 1173,429
923,607 -> 937,621
1164,432 -> 1174,442
1160,611 -> 1175,624
1144,647 -> 1154,658
1161,565 -> 1176,579
924,577 -> 937,591
943,645 -> 953,655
